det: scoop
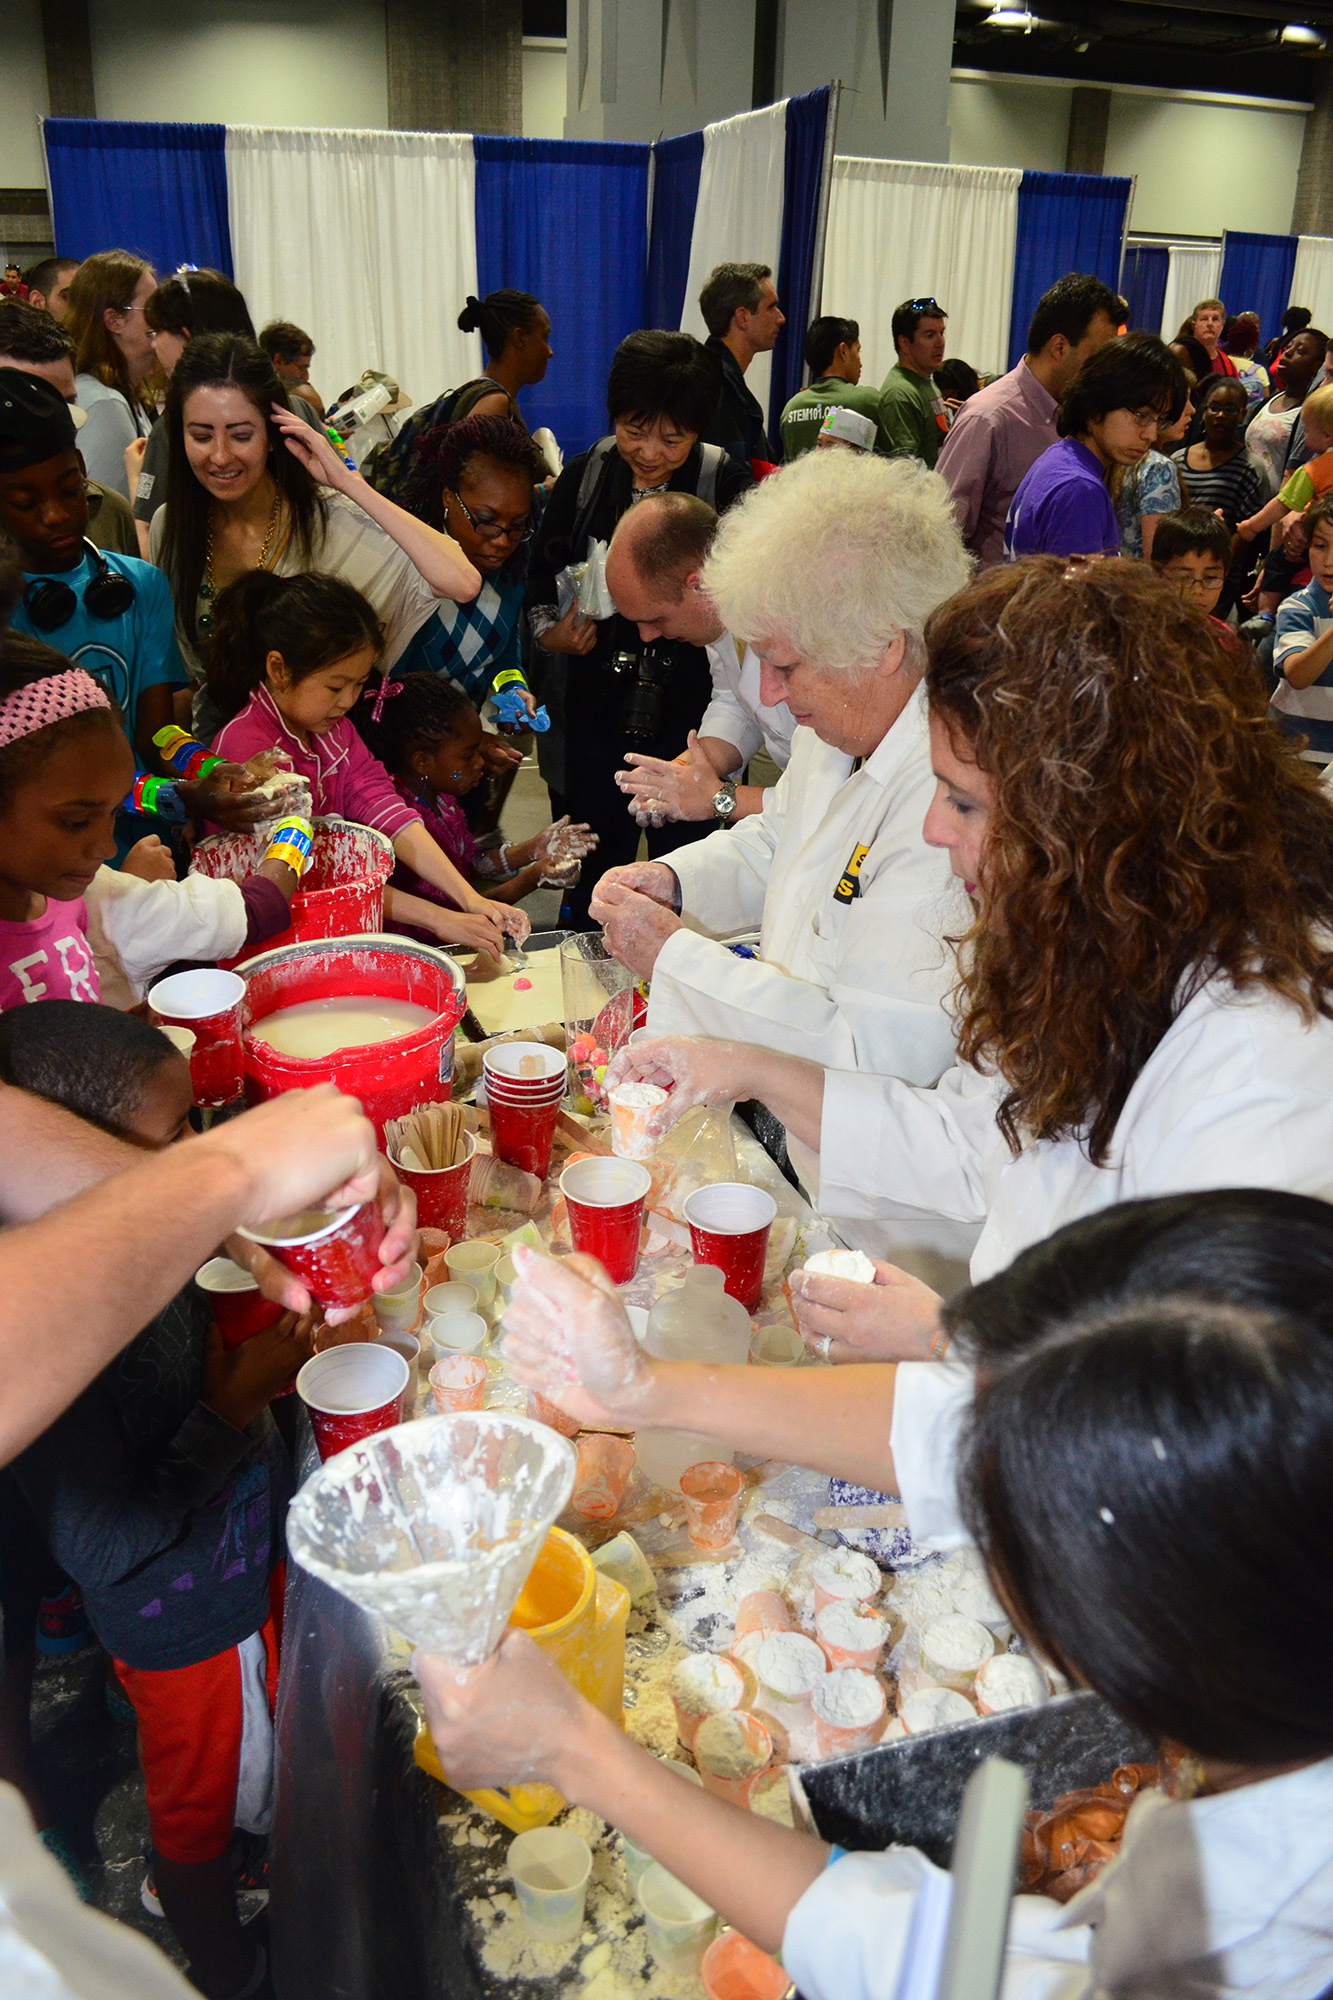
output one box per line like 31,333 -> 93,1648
286,1411 -> 576,1664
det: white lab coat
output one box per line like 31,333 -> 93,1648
699,633 -> 796,776
84,866 -> 248,1009
783,1757 -> 1333,2000
648,681 -> 974,1278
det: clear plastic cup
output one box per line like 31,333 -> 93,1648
622,1761 -> 703,1892
637,1861 -> 718,1975
748,1323 -> 804,1367
423,1282 -> 478,1320
680,1461 -> 743,1550
445,1242 -> 501,1307
428,1310 -> 488,1355
571,1433 -> 636,1520
372,1262 -> 423,1338
429,1352 -> 487,1414
508,1826 -> 592,1942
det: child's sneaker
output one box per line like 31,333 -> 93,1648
35,1583 -> 94,1655
140,1870 -> 164,1918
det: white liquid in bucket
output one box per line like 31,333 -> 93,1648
250,995 -> 438,1059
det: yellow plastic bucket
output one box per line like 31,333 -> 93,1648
413,1525 -> 630,1832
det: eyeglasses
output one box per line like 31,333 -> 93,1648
448,490 -> 532,545
905,298 -> 945,316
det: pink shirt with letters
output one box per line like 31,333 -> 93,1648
0,898 -> 100,1009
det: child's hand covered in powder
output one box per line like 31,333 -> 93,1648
501,1246 -> 655,1428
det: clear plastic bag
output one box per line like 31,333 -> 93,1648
555,537 -> 617,623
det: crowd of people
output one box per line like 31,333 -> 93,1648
1,238 -> 1332,2000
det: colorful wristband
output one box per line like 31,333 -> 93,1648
151,724 -> 222,782
492,667 -> 529,692
125,773 -> 188,822
264,816 -> 315,878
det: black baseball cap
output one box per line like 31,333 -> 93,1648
0,367 -> 77,474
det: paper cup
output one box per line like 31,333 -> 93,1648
428,1310 -> 488,1355
637,1862 -> 717,1975
376,1329 -> 420,1385
701,1930 -> 790,2000
607,1081 -> 668,1161
488,1094 -> 562,1179
622,1762 -> 702,1893
526,1390 -> 581,1438
812,1669 -> 887,1758
445,1242 -> 500,1306
671,1653 -> 745,1752
237,1200 -> 384,1309
194,1255 -> 286,1348
571,1433 -> 635,1520
734,1591 -> 795,1644
428,1352 -> 487,1414
680,1461 -> 743,1550
423,1282 -> 478,1320
754,1632 -> 827,1726
296,1344 -> 409,1461
156,1024 -> 197,1059
389,1130 -> 474,1237
693,1711 -> 774,1809
748,1323 -> 803,1367
509,1827 -> 591,1943
148,968 -> 245,1109
815,1600 -> 888,1674
371,1262 -> 423,1338
683,1184 -> 777,1313
812,1548 -> 882,1617
494,1253 -> 518,1301
559,1157 -> 651,1286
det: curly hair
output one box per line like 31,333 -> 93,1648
924,557 -> 1333,1164
355,669 -> 473,778
404,412 -> 542,533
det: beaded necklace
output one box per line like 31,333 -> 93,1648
199,486 -> 284,635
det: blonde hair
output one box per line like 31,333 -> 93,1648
702,450 -> 971,675
1300,382 -> 1333,436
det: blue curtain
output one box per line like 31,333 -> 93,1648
646,130 -> 704,332
1219,230 -> 1298,346
770,86 -> 832,441
43,118 -> 232,276
1007,170 -> 1132,368
1120,244 -> 1169,337
474,136 -> 651,457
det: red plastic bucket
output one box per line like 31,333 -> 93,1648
189,823 -> 395,968
240,935 -> 467,1139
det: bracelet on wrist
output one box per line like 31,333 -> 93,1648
928,1325 -> 952,1362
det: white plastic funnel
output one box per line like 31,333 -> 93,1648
286,1411 -> 576,1664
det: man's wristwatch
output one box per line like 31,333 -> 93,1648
711,777 -> 738,825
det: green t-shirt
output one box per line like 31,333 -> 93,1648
779,377 -> 892,460
878,364 -> 949,469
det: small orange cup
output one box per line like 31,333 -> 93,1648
527,1389 -> 581,1438
428,1353 -> 487,1413
701,1930 -> 790,2000
812,1669 -> 887,1757
693,1710 -> 774,1807
734,1591 -> 794,1643
815,1600 -> 888,1673
572,1434 -> 636,1520
680,1462 -> 743,1550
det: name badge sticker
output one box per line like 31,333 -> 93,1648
833,842 -> 870,905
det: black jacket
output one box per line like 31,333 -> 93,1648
701,335 -> 775,466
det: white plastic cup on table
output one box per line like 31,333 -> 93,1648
423,1281 -> 478,1321
493,1253 -> 518,1302
559,1156 -> 652,1285
428,1310 -> 488,1356
445,1242 -> 501,1307
508,1826 -> 592,1943
748,1323 -> 803,1368
155,1023 -> 197,1060
376,1328 -> 421,1389
148,967 -> 246,1109
607,1080 -> 669,1160
683,1183 -> 778,1314
295,1344 -> 410,1462
371,1261 -> 423,1338
637,1861 -> 718,1975
621,1761 -> 703,1893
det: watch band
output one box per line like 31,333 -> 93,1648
712,777 -> 738,824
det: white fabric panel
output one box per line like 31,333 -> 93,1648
822,158 -> 1020,382
1159,242 -> 1221,341
680,101 -> 788,424
225,126 -> 480,418
1291,236 -> 1333,337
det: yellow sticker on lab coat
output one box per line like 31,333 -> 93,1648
834,842 -> 870,904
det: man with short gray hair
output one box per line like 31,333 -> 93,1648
698,261 -> 784,467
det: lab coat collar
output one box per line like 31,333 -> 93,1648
859,676 -> 931,791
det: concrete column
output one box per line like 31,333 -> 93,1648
386,0 -> 522,136
1065,86 -> 1110,174
780,0 -> 952,163
1292,69 -> 1333,237
41,0 -> 96,120
565,0 -> 758,142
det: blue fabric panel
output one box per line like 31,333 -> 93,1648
474,135 -> 651,456
646,129 -> 704,331
1121,245 -> 1169,337
43,118 -> 233,276
1007,170 -> 1132,368
1219,231 -> 1298,347
770,86 -> 831,444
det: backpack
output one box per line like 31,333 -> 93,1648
568,436 -> 726,553
364,378 -> 510,505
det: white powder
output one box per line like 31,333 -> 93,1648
694,1710 -> 768,1778
975,1652 -> 1048,1713
816,1600 -> 885,1654
901,1687 -> 976,1733
946,1548 -> 1011,1633
607,1082 -> 668,1111
921,1615 -> 994,1677
669,1652 -> 743,1717
812,1547 -> 881,1603
756,1631 -> 827,1697
802,1249 -> 877,1284
813,1668 -> 884,1729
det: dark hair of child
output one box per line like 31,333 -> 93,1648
1149,506 -> 1233,569
1059,331 -> 1188,440
205,569 -> 385,726
1303,494 -> 1333,540
404,412 -> 543,536
355,669 -> 473,782
948,1188 -> 1333,1766
0,551 -> 124,810
0,1000 -> 182,1139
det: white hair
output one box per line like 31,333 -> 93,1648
702,449 -> 972,675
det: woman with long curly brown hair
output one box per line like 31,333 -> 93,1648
602,555 -> 1333,1362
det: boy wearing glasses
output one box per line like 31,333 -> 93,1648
878,298 -> 950,467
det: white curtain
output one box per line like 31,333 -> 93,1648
822,159 -> 1020,384
680,100 -> 788,422
1291,236 -> 1333,337
1159,244 -> 1221,343
225,127 -> 480,417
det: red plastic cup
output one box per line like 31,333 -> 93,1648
488,1093 -> 562,1179
194,1255 -> 286,1348
559,1158 -> 651,1285
683,1184 -> 778,1313
296,1344 -> 409,1460
148,968 -> 246,1109
388,1130 -> 475,1236
237,1201 -> 384,1308
483,1042 -> 568,1091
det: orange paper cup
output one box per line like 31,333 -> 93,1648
680,1462 -> 743,1550
693,1710 -> 774,1807
734,1591 -> 795,1643
527,1389 -> 581,1438
701,1930 -> 790,2000
571,1433 -> 636,1520
815,1600 -> 888,1673
428,1352 -> 487,1413
812,1669 -> 887,1757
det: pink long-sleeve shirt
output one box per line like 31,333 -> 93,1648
210,688 -> 420,841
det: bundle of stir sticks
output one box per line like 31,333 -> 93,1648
387,1103 -> 467,1172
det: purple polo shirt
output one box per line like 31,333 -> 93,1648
1004,437 -> 1119,560
935,357 -> 1058,566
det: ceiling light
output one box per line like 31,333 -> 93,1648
985,3 -> 1036,28
1280,21 -> 1324,41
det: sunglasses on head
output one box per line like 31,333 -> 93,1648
906,298 -> 945,315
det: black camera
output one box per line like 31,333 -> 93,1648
621,644 -> 674,748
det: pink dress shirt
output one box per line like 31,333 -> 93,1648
934,357 -> 1059,566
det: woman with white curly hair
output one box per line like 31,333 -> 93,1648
591,446 -> 974,1281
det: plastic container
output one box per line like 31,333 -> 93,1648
194,1255 -> 286,1347
484,1041 -> 568,1090
607,1080 -> 668,1160
526,1390 -> 581,1438
684,1183 -> 777,1314
671,1653 -> 745,1751
239,935 -> 466,1138
423,1282 -> 477,1320
389,1130 -> 474,1238
637,1863 -> 718,1976
376,1329 -> 420,1387
812,1668 -> 887,1757
190,821 -> 395,966
571,1434 -> 636,1520
701,1930 -> 790,2000
749,1323 -> 803,1367
488,1092 -> 562,1180
371,1261 -> 422,1338
561,934 -> 637,1105
508,1828 -> 591,1942
693,1710 -> 774,1808
590,1531 -> 657,1604
427,1310 -> 488,1355
921,1614 -> 995,1694
559,1157 -> 650,1285
149,968 -> 246,1108
237,1200 -> 384,1309
812,1547 -> 882,1616
428,1353 -> 487,1414
816,1600 -> 887,1674
680,1462 -> 744,1550
622,1762 -> 703,1892
445,1242 -> 500,1307
734,1591 -> 795,1644
295,1344 -> 409,1460
754,1631 -> 827,1727
635,1268 -> 749,1491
